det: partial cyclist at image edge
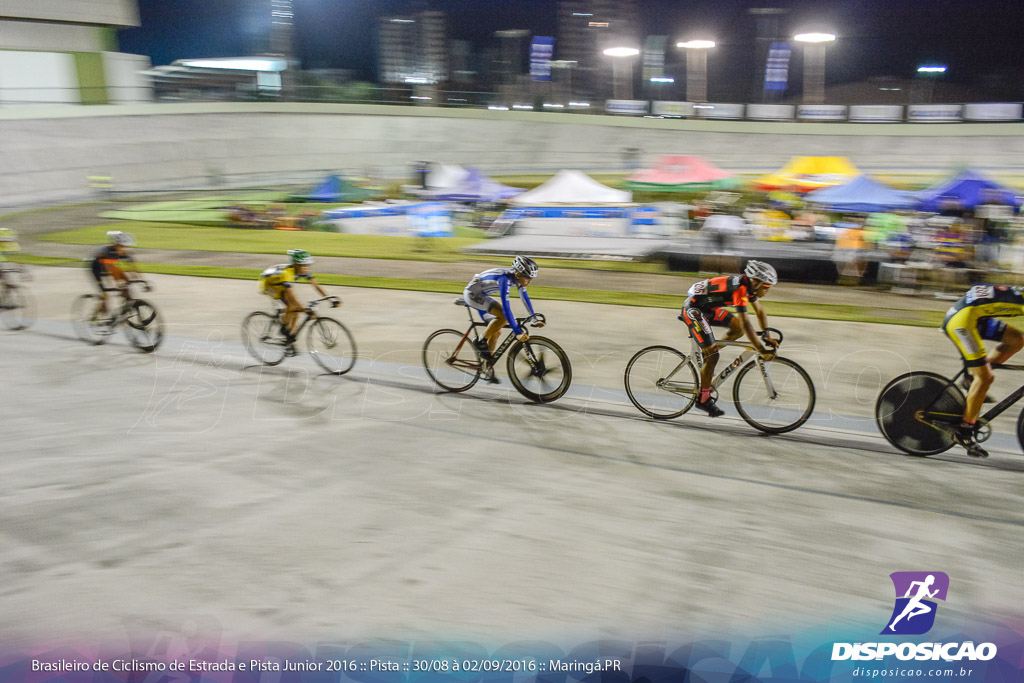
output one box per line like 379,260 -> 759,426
463,255 -> 545,380
681,260 -> 779,417
940,283 -> 1024,458
258,249 -> 339,356
89,231 -> 149,317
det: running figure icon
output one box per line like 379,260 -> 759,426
888,575 -> 938,631
882,571 -> 949,635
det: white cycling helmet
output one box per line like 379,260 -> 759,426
744,260 -> 778,286
288,248 -> 314,265
107,230 -> 136,246
513,255 -> 539,278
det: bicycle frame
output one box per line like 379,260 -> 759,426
919,364 -> 1024,428
451,304 -> 544,368
659,333 -> 782,399
270,296 -> 337,337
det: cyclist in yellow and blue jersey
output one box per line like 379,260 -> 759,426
259,249 -> 338,352
941,284 -> 1024,458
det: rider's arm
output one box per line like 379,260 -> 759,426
499,277 -> 522,335
519,286 -> 536,316
752,299 -> 769,332
308,275 -> 329,298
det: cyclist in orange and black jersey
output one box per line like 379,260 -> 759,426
681,260 -> 779,417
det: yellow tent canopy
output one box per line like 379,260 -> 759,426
755,156 -> 860,192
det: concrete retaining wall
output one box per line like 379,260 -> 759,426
1,102 -> 1023,207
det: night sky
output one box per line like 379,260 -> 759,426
119,0 -> 1024,97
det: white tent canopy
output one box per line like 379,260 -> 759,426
425,164 -> 470,190
509,169 -> 632,205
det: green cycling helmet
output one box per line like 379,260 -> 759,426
288,248 -> 314,265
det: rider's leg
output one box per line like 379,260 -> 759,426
989,324 -> 1024,366
963,364 -> 994,424
281,288 -> 303,337
483,303 -> 506,354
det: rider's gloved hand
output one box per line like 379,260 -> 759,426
533,319 -> 546,328
516,331 -> 530,342
142,281 -> 152,292
331,298 -> 341,308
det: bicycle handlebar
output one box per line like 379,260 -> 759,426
759,327 -> 783,345
515,313 -> 546,328
307,295 -> 340,308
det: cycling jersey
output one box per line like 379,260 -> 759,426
942,284 -> 1024,367
681,275 -> 758,349
90,245 -> 134,289
686,274 -> 758,312
464,267 -> 535,334
259,264 -> 312,299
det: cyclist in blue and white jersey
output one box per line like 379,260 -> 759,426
464,255 -> 545,371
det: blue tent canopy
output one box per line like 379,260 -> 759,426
804,175 -> 916,212
427,168 -> 523,202
307,174 -> 342,202
914,169 -> 1021,212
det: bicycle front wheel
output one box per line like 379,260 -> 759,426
70,294 -> 112,345
422,328 -> 481,392
241,311 -> 287,366
876,371 -> 962,456
0,285 -> 35,330
122,299 -> 163,353
506,336 -> 572,403
733,356 -> 816,434
623,345 -> 699,419
307,317 -> 357,375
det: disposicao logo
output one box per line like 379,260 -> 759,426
831,572 -> 998,662
881,571 -> 948,635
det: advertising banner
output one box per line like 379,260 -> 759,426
651,100 -> 694,117
797,104 -> 848,121
764,41 -> 791,91
642,35 -> 667,81
695,102 -> 745,119
963,102 -> 1023,121
747,104 -> 796,121
605,99 -> 649,115
907,104 -> 963,122
849,105 -> 904,122
529,36 -> 554,81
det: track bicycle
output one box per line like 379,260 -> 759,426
241,295 -> 357,375
71,280 -> 163,353
876,363 -> 1024,456
0,262 -> 35,331
624,327 -> 816,434
422,297 -> 572,402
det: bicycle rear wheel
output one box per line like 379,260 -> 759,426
0,285 -> 35,330
122,299 -> 163,353
241,311 -> 287,366
422,328 -> 481,392
623,345 -> 699,419
307,317 -> 357,375
506,336 -> 572,403
70,294 -> 113,345
876,371 -> 963,456
733,356 -> 816,434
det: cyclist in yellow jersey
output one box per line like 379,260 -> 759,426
941,284 -> 1024,457
259,249 -> 338,353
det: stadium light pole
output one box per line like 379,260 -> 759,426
917,64 -> 947,103
794,32 -> 835,104
603,46 -> 640,100
676,40 -> 715,103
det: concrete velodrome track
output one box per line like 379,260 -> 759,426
2,267 -> 1023,647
